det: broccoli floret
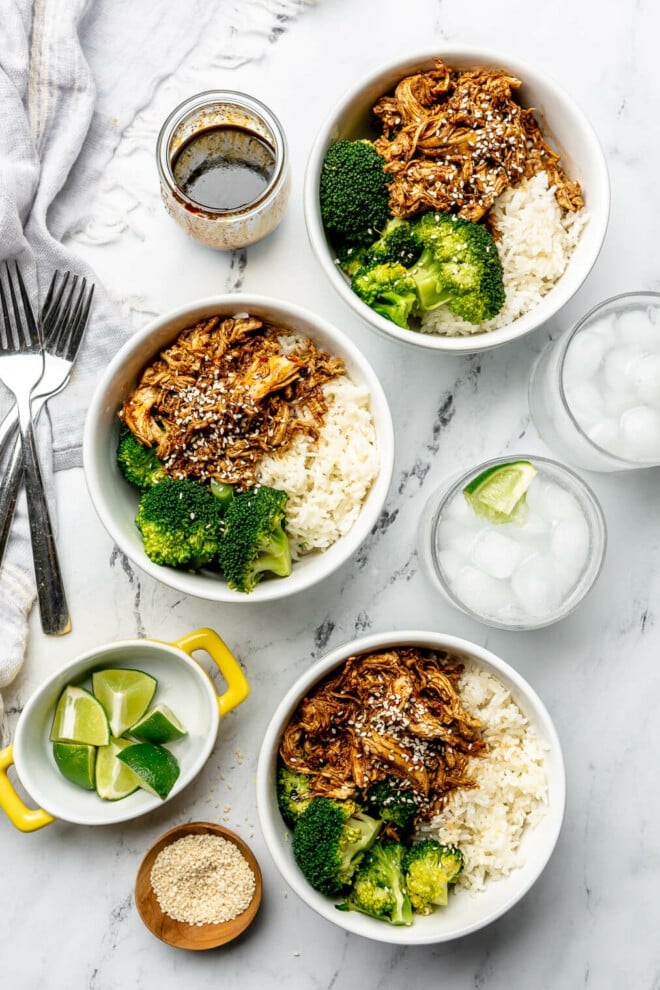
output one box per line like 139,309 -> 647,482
217,485 -> 292,594
339,841 -> 413,926
320,140 -> 392,245
276,764 -> 313,828
351,261 -> 418,329
116,426 -> 166,490
135,477 -> 224,569
403,839 -> 464,915
365,218 -> 423,268
292,796 -> 382,897
366,778 -> 422,835
410,212 -> 505,324
336,242 -> 371,278
209,479 -> 234,510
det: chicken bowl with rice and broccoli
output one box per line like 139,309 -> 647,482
304,47 -> 609,352
82,295 -> 394,603
256,630 -> 565,945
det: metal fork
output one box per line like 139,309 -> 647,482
0,262 -> 71,635
0,271 -> 94,574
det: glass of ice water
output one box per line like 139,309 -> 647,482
529,292 -> 660,471
417,456 -> 606,630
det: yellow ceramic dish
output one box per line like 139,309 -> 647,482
0,627 -> 249,832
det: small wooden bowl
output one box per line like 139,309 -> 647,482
135,822 -> 262,950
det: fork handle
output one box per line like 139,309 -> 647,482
0,405 -> 18,460
18,419 -> 71,635
0,439 -> 22,568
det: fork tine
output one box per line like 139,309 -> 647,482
64,282 -> 94,360
13,261 -> 41,350
41,270 -> 60,326
0,269 -> 11,349
3,262 -> 20,350
42,271 -> 71,344
49,275 -> 82,356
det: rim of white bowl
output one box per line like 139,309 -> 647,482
14,639 -> 221,826
303,46 -> 611,353
83,294 -> 394,603
256,629 -> 566,945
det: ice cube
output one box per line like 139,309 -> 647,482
444,491 -> 479,525
628,353 -> 660,406
525,477 -> 580,523
564,327 -> 608,380
603,347 -> 640,391
500,511 -> 550,550
587,418 -> 622,455
618,307 -> 660,351
471,529 -> 523,579
550,515 -> 590,576
437,549 -> 464,582
435,518 -> 481,555
603,383 -> 636,418
619,406 -> 660,461
510,554 -> 564,617
564,379 -> 606,427
452,565 -> 511,617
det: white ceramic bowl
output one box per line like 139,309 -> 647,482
83,294 -> 394,602
304,46 -> 610,353
0,628 -> 249,831
256,630 -> 565,945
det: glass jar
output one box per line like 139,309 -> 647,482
157,90 -> 291,250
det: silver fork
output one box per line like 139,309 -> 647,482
0,262 -> 71,635
0,271 -> 94,572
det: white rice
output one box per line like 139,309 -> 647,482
255,375 -> 379,557
421,661 -> 549,893
419,170 -> 590,337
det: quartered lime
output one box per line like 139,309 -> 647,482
463,460 -> 538,524
50,686 -> 110,746
52,742 -> 96,790
91,668 -> 157,738
116,742 -> 180,800
95,737 -> 141,801
128,704 -> 187,744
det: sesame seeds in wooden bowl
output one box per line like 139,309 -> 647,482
135,822 -> 262,950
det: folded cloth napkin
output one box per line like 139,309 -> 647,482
0,0 -> 313,734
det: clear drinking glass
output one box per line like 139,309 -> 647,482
529,292 -> 660,471
417,455 -> 607,631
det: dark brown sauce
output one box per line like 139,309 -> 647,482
172,125 -> 276,212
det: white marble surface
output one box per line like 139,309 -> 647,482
3,0 -> 660,986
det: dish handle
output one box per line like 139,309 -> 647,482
0,745 -> 55,832
172,628 -> 250,718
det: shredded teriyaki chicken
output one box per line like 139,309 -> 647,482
373,58 -> 584,223
120,315 -> 344,488
280,648 -> 487,822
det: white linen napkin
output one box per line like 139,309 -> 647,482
0,0 -> 314,727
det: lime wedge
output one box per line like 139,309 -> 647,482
91,668 -> 157,737
52,742 -> 96,790
463,460 -> 537,524
95,737 -> 141,801
128,704 -> 187,744
50,686 -> 110,746
116,742 -> 180,800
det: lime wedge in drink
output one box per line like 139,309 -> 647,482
91,668 -> 157,738
95,737 -> 141,801
52,741 -> 96,790
116,742 -> 180,800
128,704 -> 187,744
463,460 -> 538,524
50,686 -> 110,746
